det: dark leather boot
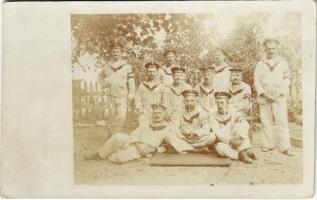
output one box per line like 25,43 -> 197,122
246,149 -> 257,160
83,151 -> 101,160
281,149 -> 294,156
239,150 -> 253,164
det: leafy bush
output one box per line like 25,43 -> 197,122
72,13 -> 302,123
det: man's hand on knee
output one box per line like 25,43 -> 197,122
229,135 -> 244,150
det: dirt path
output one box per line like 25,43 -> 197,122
73,126 -> 302,185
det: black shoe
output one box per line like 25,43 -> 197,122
247,149 -> 257,160
281,149 -> 294,156
83,151 -> 100,160
239,150 -> 253,164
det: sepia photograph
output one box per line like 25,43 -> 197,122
1,0 -> 314,198
72,12 -> 303,185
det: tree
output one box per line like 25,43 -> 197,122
72,13 -> 302,123
72,14 -> 209,85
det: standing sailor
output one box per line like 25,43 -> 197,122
211,49 -> 231,91
98,42 -> 136,134
254,38 -> 293,156
135,62 -> 170,124
195,67 -> 217,113
159,49 -> 177,86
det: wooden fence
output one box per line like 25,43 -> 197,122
72,75 -> 302,124
72,79 -> 108,123
72,79 -> 138,130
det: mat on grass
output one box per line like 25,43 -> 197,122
149,153 -> 231,166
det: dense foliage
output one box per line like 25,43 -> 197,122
71,13 -> 302,123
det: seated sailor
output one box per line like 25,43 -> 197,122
84,103 -> 173,164
210,91 -> 256,163
165,89 -> 216,153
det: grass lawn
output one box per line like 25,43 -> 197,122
73,125 -> 302,185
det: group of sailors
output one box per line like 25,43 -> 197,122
84,38 -> 294,164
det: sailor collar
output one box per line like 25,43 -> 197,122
214,112 -> 232,125
142,81 -> 161,91
108,60 -> 127,71
199,83 -> 215,95
161,65 -> 173,75
261,56 -> 283,72
170,83 -> 187,96
213,63 -> 229,73
182,106 -> 201,123
229,83 -> 244,96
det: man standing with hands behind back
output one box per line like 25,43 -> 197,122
254,38 -> 293,156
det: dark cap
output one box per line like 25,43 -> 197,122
229,68 -> 243,73
151,103 -> 167,110
215,91 -> 231,99
109,42 -> 123,50
181,89 -> 199,97
145,62 -> 160,69
171,66 -> 186,74
200,66 -> 215,73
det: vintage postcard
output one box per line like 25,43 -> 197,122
1,0 -> 315,198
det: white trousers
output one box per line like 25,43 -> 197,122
107,96 -> 128,133
214,121 -> 251,160
165,132 -> 216,153
98,133 -> 141,163
259,100 -> 291,151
